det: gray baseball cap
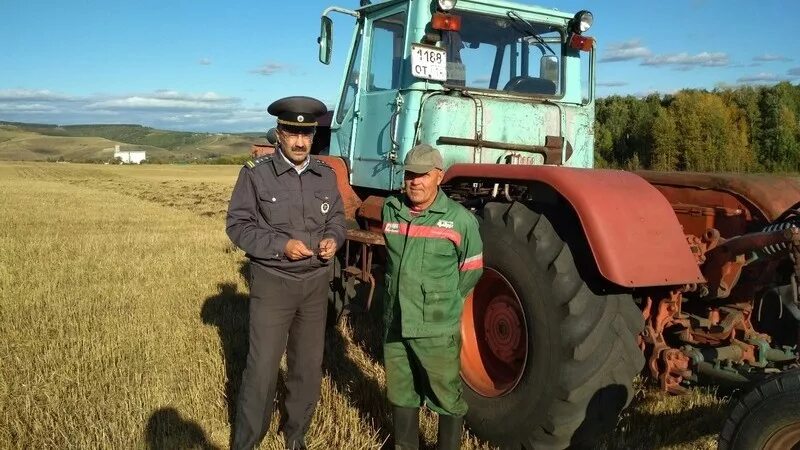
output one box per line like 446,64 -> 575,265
404,143 -> 443,174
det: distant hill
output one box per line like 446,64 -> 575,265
0,121 -> 267,163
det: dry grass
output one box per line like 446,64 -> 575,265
0,162 -> 732,449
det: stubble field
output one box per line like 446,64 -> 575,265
0,162 -> 730,449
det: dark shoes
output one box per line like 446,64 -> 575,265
392,406 -> 464,450
436,414 -> 463,450
393,406 -> 420,449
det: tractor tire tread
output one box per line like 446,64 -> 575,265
470,201 -> 644,449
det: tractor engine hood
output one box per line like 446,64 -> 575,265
415,92 -> 594,169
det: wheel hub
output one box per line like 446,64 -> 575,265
461,268 -> 528,397
484,298 -> 523,364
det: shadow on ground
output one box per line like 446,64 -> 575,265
145,407 -> 220,450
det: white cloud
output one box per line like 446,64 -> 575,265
0,88 -> 264,132
753,54 -> 791,62
597,81 -> 629,87
600,39 -> 652,63
0,103 -> 59,113
250,62 -> 289,76
150,90 -> 235,102
737,72 -> 781,83
198,58 -> 212,66
641,52 -> 729,69
0,89 -> 76,102
86,91 -> 239,111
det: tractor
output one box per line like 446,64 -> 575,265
256,0 -> 800,447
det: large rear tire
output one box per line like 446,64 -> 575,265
461,201 -> 645,449
718,370 -> 800,450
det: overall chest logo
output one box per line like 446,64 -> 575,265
384,223 -> 400,233
436,219 -> 454,229
321,202 -> 330,214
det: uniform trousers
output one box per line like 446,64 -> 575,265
232,263 -> 329,450
383,330 -> 467,416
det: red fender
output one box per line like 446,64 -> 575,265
443,164 -> 705,288
316,155 -> 362,223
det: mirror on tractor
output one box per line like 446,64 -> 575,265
318,16 -> 333,65
540,55 -> 558,84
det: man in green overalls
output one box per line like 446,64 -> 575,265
382,144 -> 484,450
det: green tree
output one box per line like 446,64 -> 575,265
720,86 -> 761,165
651,107 -> 678,171
590,82 -> 800,172
595,96 -> 633,165
669,91 -> 750,172
757,86 -> 800,171
627,94 -> 662,167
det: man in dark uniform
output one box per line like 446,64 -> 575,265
226,96 -> 346,450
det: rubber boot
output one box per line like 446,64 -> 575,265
392,406 -> 420,450
436,415 -> 463,450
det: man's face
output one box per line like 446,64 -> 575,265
403,169 -> 443,208
277,127 -> 314,165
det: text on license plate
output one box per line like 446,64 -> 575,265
411,44 -> 447,82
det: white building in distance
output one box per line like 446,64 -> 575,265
112,145 -> 146,164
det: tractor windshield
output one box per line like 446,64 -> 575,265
443,10 -> 564,97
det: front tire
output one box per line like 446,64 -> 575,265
461,201 -> 645,449
718,370 -> 800,450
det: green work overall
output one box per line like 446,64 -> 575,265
381,189 -> 483,415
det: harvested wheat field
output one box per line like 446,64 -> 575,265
0,162 -> 730,449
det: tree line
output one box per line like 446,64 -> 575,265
594,81 -> 800,173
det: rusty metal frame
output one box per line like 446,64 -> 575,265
343,229 -> 385,310
703,227 -> 799,299
639,284 -> 795,394
638,170 -> 800,223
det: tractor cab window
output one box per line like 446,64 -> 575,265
368,12 -> 407,91
337,31 -> 363,124
443,10 -> 563,96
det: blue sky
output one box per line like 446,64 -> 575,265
1,0 -> 798,132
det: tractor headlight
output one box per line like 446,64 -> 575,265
572,10 -> 593,34
437,0 -> 457,11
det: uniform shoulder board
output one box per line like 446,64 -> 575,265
244,155 -> 272,169
314,158 -> 333,169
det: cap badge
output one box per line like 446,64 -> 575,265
297,115 -> 305,122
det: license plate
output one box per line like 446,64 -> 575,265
411,43 -> 447,82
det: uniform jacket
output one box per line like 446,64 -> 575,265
226,151 -> 346,280
382,189 -> 483,337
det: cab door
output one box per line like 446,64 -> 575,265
328,22 -> 363,163
349,5 -> 407,190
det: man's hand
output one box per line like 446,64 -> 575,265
284,239 -> 314,261
318,238 -> 337,261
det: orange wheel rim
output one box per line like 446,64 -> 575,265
764,422 -> 800,450
461,268 -> 528,397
